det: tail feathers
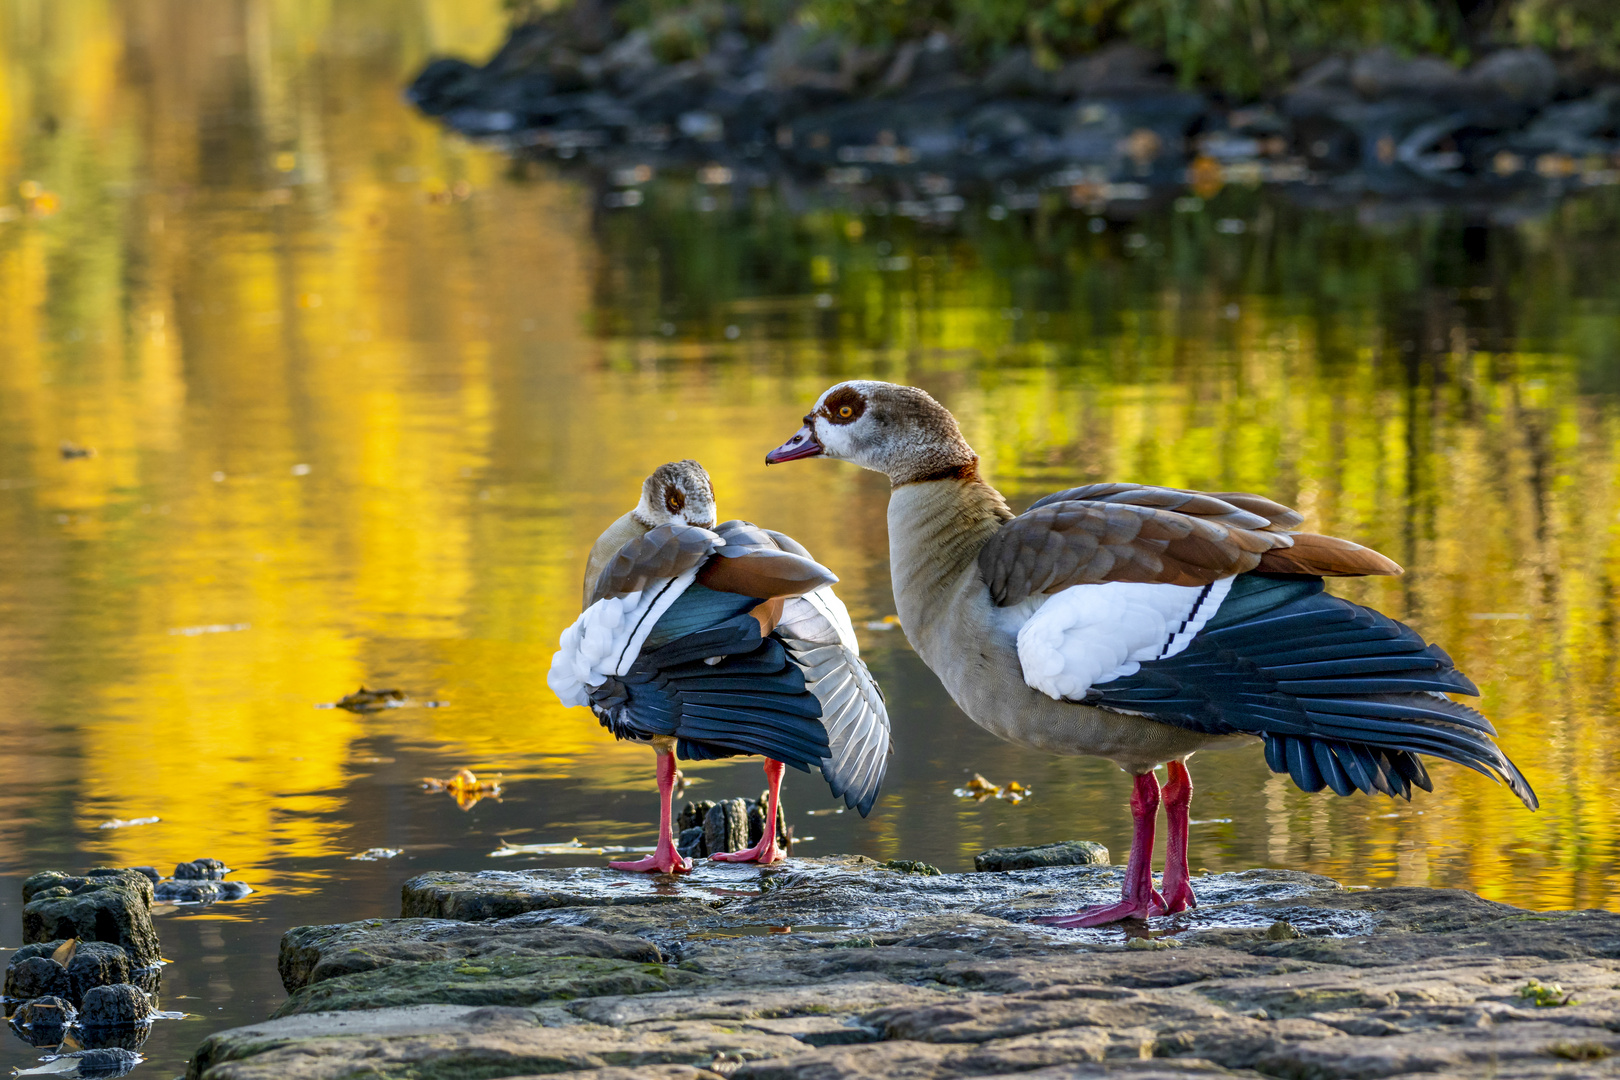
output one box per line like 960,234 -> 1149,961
1262,692 -> 1538,810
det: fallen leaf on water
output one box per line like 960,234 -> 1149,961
333,686 -> 405,712
863,614 -> 902,631
422,768 -> 502,810
347,848 -> 403,861
805,807 -> 845,816
317,687 -> 448,711
953,774 -> 1032,804
489,838 -> 655,858
97,816 -> 160,829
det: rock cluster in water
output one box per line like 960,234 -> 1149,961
4,858 -> 250,1069
410,15 -> 1620,211
186,849 -> 1620,1079
675,794 -> 791,860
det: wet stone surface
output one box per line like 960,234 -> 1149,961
183,854 -> 1620,1079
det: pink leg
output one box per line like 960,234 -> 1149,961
711,759 -> 786,864
609,751 -> 693,875
1159,760 -> 1197,914
1037,771 -> 1166,927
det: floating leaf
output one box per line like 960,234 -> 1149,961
953,774 -> 1032,804
347,848 -> 403,861
333,686 -> 405,712
97,816 -> 160,829
422,768 -> 502,810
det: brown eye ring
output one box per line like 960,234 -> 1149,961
665,487 -> 685,513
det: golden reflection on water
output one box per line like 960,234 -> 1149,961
0,0 -> 1616,913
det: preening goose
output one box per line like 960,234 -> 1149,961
766,383 -> 1537,925
548,460 -> 890,874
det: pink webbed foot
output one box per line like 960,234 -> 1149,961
710,759 -> 787,866
610,850 -> 693,875
709,835 -> 783,865
613,750 -> 692,874
1036,893 -> 1167,928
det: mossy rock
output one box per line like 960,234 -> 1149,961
271,955 -> 710,1017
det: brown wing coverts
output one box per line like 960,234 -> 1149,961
700,520 -> 838,599
591,521 -> 838,604
981,483 -> 1398,607
590,524 -> 721,604
1256,533 -> 1403,577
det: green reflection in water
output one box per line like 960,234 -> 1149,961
0,0 -> 1615,925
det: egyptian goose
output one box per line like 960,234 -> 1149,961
766,383 -> 1537,925
548,460 -> 889,874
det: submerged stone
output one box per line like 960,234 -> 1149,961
4,953 -> 70,1000
974,840 -> 1110,871
173,858 -> 230,880
79,983 -> 152,1027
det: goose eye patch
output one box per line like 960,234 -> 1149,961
823,388 -> 866,425
665,487 -> 685,513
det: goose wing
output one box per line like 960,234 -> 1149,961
775,586 -> 891,816
1078,574 -> 1537,811
980,483 -> 1397,606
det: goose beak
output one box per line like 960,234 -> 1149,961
765,426 -> 823,465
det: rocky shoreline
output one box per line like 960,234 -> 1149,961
410,13 -> 1620,215
187,851 -> 1619,1079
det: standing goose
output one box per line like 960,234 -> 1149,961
766,382 -> 1537,925
548,460 -> 889,874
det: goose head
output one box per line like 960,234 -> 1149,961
765,381 -> 977,484
633,459 -> 717,529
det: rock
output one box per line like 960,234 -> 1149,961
68,941 -> 134,1003
173,858 -> 230,880
974,841 -> 1110,871
273,954 -> 708,1017
982,47 -> 1051,98
1053,43 -> 1172,97
156,880 -> 223,902
189,858 -> 1620,1079
21,871 -> 161,968
277,915 -> 662,991
1295,54 -> 1350,89
10,994 -> 76,1028
676,825 -> 706,859
78,983 -> 151,1027
8,995 -> 76,1047
1468,47 -> 1558,109
5,953 -> 70,1000
704,797 -> 750,854
1350,46 -> 1468,101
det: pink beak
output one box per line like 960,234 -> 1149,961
765,425 -> 824,465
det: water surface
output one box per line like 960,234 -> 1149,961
2,2 -> 1618,1076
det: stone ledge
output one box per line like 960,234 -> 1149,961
190,857 -> 1620,1080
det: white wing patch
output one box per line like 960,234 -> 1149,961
1016,578 -> 1233,702
547,568 -> 700,707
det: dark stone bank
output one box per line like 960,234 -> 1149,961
409,13 -> 1620,216
183,848 -> 1620,1079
